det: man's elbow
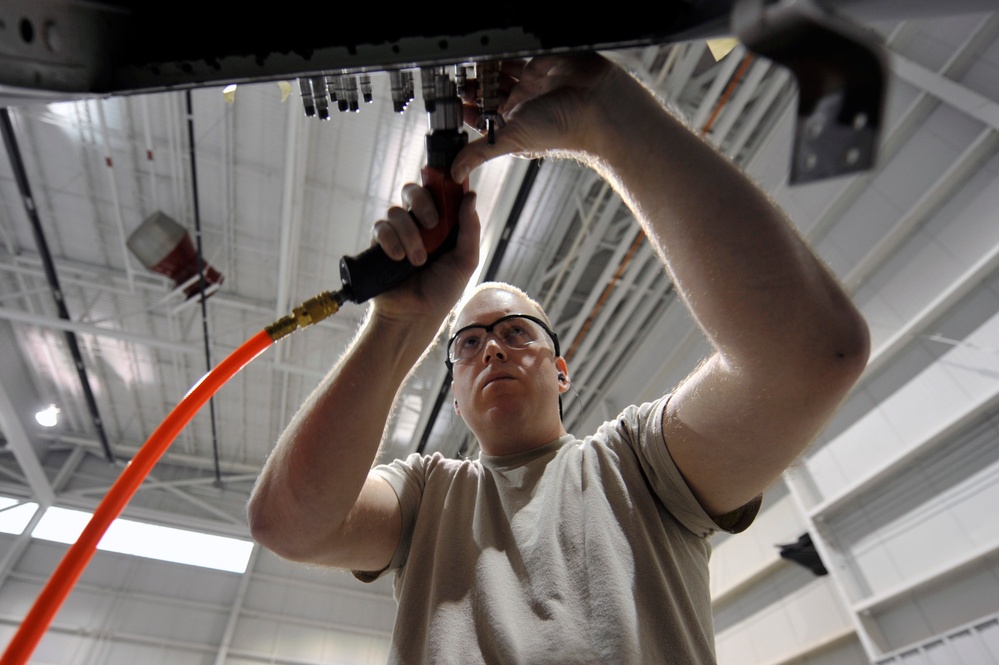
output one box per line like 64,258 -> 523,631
246,492 -> 284,556
834,307 -> 870,375
247,490 -> 305,562
248,511 -> 316,563
808,307 -> 871,395
247,491 -> 347,564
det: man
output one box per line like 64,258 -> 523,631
248,54 -> 870,663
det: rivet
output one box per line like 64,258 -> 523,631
43,20 -> 59,52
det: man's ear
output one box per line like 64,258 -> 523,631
555,357 -> 570,394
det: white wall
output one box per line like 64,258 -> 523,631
710,12 -> 999,665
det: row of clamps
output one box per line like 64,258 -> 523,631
422,66 -> 462,131
298,74 -> 374,120
297,62 -> 502,143
297,67 -> 446,120
422,63 -> 503,144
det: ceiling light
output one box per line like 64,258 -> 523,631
34,404 -> 59,427
32,506 -> 254,573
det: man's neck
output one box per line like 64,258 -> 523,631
477,424 -> 568,458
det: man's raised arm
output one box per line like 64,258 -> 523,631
454,55 -> 870,519
247,188 -> 479,570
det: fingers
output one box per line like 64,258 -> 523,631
370,188 -> 479,313
401,183 -> 438,229
460,61 -> 527,102
451,137 -> 495,183
500,56 -> 559,111
452,54 -> 618,181
498,59 -> 528,81
451,127 -> 526,183
461,59 -> 529,134
372,184 -> 439,266
451,56 -> 568,180
372,207 -> 424,265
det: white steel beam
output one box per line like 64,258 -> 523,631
0,380 -> 54,507
44,432 -> 262,475
0,306 -> 331,384
0,445 -> 84,605
213,545 -> 259,665
707,57 -> 771,147
863,239 -> 999,378
95,97 -> 137,292
68,472 -> 258,496
0,304 -> 196,354
62,475 -> 244,525
890,53 -> 999,131
844,128 -> 999,290
662,41 -> 708,104
691,46 -> 748,132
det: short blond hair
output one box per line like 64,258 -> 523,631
449,282 -> 552,334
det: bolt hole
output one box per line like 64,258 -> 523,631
438,39 -> 448,50
807,117 -> 824,140
845,147 -> 861,165
480,36 -> 489,46
19,18 -> 34,43
853,113 -> 868,130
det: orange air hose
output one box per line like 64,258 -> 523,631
1,329 -> 274,665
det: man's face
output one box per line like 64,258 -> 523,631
450,289 -> 568,449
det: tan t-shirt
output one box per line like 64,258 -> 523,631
357,396 -> 759,664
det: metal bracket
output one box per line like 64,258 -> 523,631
733,0 -> 888,184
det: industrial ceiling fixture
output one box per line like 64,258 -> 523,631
127,211 -> 223,299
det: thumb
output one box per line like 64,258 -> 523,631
451,132 -> 522,182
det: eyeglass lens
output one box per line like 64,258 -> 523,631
449,316 -> 549,363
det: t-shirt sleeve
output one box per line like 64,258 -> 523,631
351,452 -> 427,583
621,394 -> 760,537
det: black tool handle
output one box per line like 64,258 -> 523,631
338,215 -> 460,304
339,130 -> 467,304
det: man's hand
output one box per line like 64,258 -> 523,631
369,185 -> 480,329
453,55 -> 623,182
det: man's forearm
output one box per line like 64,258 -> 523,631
247,313 -> 433,561
587,69 -> 867,369
589,66 -> 868,514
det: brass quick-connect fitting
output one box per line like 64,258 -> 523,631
294,291 -> 341,325
265,290 -> 344,342
265,315 -> 299,342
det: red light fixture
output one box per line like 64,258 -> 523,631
127,212 -> 223,298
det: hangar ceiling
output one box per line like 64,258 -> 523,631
1,4 -> 998,664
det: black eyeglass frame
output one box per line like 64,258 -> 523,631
445,313 -> 561,374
